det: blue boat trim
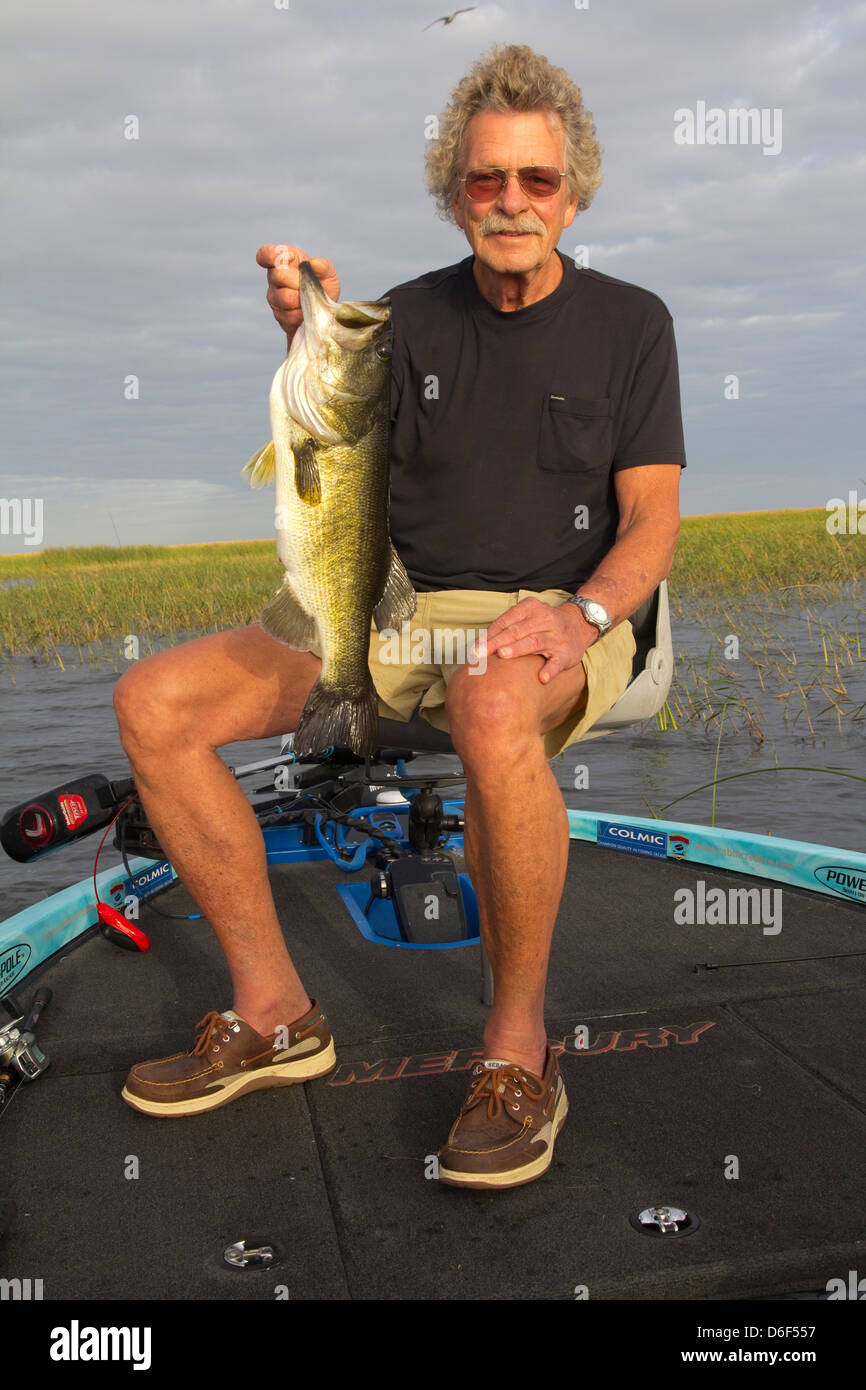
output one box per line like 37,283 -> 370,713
568,810 -> 866,908
0,856 -> 179,993
5,803 -> 863,997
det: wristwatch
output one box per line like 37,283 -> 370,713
566,594 -> 612,636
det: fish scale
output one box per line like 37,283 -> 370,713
243,262 -> 416,757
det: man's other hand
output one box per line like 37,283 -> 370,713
479,596 -> 597,684
256,245 -> 340,343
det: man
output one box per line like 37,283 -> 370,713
115,44 -> 685,1190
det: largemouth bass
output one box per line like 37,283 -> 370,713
243,261 -> 416,757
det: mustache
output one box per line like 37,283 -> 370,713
476,213 -> 547,236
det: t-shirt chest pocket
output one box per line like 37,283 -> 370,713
538,393 -> 613,471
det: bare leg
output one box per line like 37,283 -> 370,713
446,654 -> 585,1077
113,624 -> 321,1035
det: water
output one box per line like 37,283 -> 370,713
2,588 -> 864,920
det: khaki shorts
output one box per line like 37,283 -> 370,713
368,588 -> 637,760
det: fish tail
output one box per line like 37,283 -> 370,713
293,678 -> 379,759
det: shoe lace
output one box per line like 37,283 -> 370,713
466,1062 -> 546,1121
191,1011 -> 233,1056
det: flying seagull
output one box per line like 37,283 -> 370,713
424,8 -> 477,30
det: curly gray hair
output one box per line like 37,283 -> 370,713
425,43 -> 604,222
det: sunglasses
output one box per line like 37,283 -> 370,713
459,166 -> 567,201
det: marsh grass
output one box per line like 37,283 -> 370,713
666,507 -> 863,598
657,578 -> 865,745
0,541 -> 283,661
1,511 -> 864,706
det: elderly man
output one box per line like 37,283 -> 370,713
116,44 -> 685,1190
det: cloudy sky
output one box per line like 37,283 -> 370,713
2,0 -> 864,552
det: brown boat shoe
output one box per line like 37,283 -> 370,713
121,998 -> 336,1117
437,1046 -> 568,1190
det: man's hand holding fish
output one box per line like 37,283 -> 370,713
256,244 -> 341,341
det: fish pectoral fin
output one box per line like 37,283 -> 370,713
260,580 -> 319,651
373,544 -> 417,630
242,441 -> 276,488
294,439 -> 322,505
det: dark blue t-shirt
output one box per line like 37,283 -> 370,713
386,251 -> 686,593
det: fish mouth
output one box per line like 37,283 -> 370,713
299,261 -> 389,350
278,264 -> 391,444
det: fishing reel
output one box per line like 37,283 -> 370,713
0,988 -> 52,1113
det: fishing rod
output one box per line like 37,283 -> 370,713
695,950 -> 866,971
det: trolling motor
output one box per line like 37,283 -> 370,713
254,752 -> 470,943
370,783 -> 468,944
2,755 -> 472,953
1,773 -> 159,953
0,774 -> 136,863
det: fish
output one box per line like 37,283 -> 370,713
243,261 -> 416,758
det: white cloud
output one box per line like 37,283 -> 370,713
2,0 -> 864,535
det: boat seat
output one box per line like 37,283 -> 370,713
374,580 -> 673,753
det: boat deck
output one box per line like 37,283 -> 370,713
3,839 -> 865,1302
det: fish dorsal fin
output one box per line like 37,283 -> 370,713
294,438 -> 322,505
242,440 -> 276,488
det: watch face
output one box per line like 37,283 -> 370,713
575,597 -> 610,628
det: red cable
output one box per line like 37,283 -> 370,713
92,795 -> 151,951
91,794 -> 138,900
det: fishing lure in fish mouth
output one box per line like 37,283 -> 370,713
243,262 -> 415,759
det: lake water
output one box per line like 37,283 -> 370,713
1,585 -> 864,920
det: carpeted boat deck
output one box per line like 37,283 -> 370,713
2,841 -> 865,1301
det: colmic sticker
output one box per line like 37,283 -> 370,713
122,861 -> 174,900
597,820 -> 668,859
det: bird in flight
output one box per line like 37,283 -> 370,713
424,7 -> 477,30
